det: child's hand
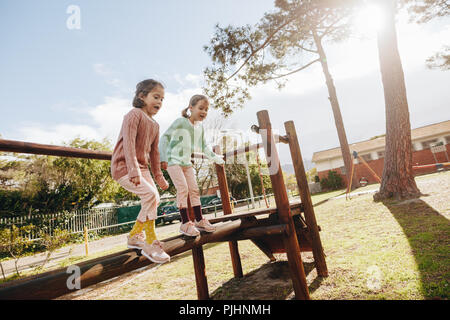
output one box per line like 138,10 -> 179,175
161,161 -> 168,170
130,176 -> 140,186
156,176 -> 169,190
161,181 -> 169,190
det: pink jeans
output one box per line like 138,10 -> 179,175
116,170 -> 160,222
167,165 -> 201,208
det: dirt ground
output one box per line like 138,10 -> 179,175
58,171 -> 449,300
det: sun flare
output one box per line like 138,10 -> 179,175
353,4 -> 386,35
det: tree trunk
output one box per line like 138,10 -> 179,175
313,30 -> 356,190
373,0 -> 421,201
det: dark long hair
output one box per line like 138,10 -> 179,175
132,79 -> 164,108
182,94 -> 208,118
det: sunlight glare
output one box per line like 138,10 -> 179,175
354,4 -> 385,36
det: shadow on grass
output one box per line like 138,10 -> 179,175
381,199 -> 449,299
210,259 -> 323,300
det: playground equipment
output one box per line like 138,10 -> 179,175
0,110 -> 327,300
346,151 -> 381,200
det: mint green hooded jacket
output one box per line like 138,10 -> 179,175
159,117 -> 224,167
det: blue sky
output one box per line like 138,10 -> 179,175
1,1 -> 449,166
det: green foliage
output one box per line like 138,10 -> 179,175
320,170 -> 344,190
0,137 -> 139,216
203,0 -> 356,116
224,160 -> 272,199
402,0 -> 449,23
306,167 -> 318,183
0,225 -> 34,276
425,46 -> 450,70
38,228 -> 71,268
402,0 -> 449,70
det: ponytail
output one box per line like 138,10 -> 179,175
182,94 -> 208,118
181,107 -> 190,118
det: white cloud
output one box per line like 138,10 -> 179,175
16,96 -> 131,145
93,63 -> 124,89
93,63 -> 112,77
12,16 -> 449,164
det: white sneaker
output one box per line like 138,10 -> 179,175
141,240 -> 170,264
179,221 -> 200,237
195,219 -> 215,233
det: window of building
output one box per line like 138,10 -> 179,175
445,136 -> 450,144
339,166 -> 346,175
421,139 -> 438,149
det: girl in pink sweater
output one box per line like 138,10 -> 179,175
111,79 -> 170,264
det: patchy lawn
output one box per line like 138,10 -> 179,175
56,171 -> 449,300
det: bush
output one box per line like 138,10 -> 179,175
320,171 -> 344,190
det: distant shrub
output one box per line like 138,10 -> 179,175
320,171 -> 344,190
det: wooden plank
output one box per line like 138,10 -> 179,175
257,110 -> 310,300
285,121 -> 328,277
251,239 -> 276,262
0,139 -> 111,160
208,201 -> 303,224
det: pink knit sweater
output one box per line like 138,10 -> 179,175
111,108 -> 167,188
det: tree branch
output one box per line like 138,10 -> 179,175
226,14 -> 300,81
260,58 -> 320,81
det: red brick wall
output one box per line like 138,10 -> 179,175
317,143 -> 450,187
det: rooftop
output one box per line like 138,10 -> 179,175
312,120 -> 450,163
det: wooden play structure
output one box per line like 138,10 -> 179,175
0,110 -> 327,300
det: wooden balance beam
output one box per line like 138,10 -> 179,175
0,207 -> 299,300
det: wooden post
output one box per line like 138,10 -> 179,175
257,110 -> 310,300
84,226 -> 89,256
192,246 -> 209,300
284,120 -> 328,277
213,145 -> 243,278
355,152 -> 381,183
188,196 -> 209,299
256,152 -> 269,208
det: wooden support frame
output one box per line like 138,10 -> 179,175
257,110 -> 310,300
0,110 -> 327,301
187,197 -> 209,299
213,145 -> 243,279
284,121 -> 328,277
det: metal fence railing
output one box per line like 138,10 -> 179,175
0,207 -> 121,241
0,192 -> 301,242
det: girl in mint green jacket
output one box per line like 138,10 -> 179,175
159,95 -> 224,236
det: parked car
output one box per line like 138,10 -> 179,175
156,205 -> 181,225
204,196 -> 237,212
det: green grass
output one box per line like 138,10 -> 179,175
6,171 -> 450,300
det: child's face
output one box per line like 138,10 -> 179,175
190,99 -> 209,122
140,86 -> 164,116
